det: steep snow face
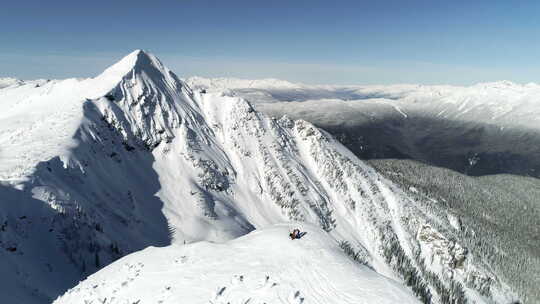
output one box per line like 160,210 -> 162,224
54,225 -> 420,304
0,50 -> 172,182
0,52 -> 519,303
189,77 -> 540,179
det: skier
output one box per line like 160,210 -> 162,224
289,228 -> 307,240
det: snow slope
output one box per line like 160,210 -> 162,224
55,224 -> 419,304
0,51 -> 521,303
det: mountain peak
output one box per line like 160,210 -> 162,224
96,49 -> 168,82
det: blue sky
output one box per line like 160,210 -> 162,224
1,0 -> 540,84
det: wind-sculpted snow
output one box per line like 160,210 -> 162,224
0,51 -> 521,303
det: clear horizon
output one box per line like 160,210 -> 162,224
2,0 -> 540,85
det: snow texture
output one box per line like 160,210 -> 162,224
54,224 -> 420,304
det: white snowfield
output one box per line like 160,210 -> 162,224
54,224 -> 419,304
0,51 -> 519,303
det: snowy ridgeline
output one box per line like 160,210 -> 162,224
0,51 -> 521,303
54,224 -> 419,304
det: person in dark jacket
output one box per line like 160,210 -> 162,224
289,228 -> 306,240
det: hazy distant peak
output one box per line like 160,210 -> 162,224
186,76 -> 301,90
0,77 -> 24,89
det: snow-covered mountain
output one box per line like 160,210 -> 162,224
188,77 -> 540,178
0,51 -> 522,303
